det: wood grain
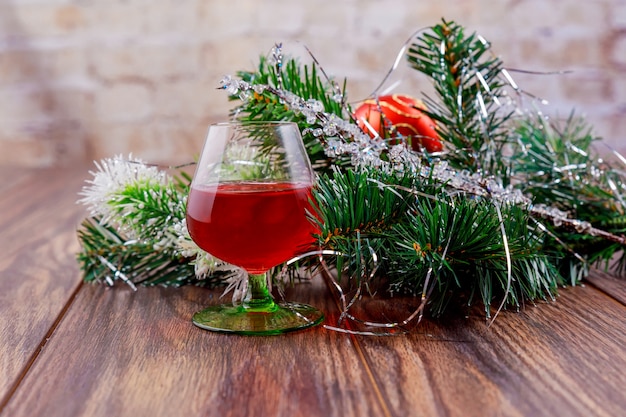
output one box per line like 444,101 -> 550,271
0,167 -> 31,193
3,167 -> 626,417
2,278 -> 388,417
585,268 -> 626,306
343,285 -> 626,417
0,168 -> 87,406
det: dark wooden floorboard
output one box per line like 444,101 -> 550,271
0,168 -> 88,406
2,278 -> 388,417
585,269 -> 626,306
0,167 -> 31,194
348,285 -> 626,417
3,167 -> 626,417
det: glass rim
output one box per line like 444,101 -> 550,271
210,120 -> 298,127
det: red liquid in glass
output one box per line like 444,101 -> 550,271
186,182 -> 317,274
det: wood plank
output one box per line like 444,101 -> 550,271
585,268 -> 626,306
345,285 -> 626,417
5,166 -> 626,416
2,277 -> 388,417
0,168 -> 88,407
0,167 -> 32,193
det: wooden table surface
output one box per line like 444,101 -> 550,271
1,166 -> 625,417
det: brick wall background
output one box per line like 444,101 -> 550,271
1,0 -> 625,167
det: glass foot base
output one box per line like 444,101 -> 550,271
192,302 -> 324,335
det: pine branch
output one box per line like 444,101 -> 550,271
311,169 -> 421,287
387,190 -> 560,317
406,19 -> 515,174
77,217 -> 228,287
109,180 -> 186,242
512,113 -> 626,275
76,158 -> 238,288
233,54 -> 353,173
312,168 -> 561,317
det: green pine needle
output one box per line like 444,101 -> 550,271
234,55 -> 352,173
512,113 -> 626,274
312,168 -> 562,317
77,217 -> 226,287
407,19 -> 515,173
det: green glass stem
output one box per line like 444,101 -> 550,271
242,273 -> 276,311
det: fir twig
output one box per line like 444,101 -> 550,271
233,52 -> 352,172
406,19 -> 515,173
312,168 -> 561,318
77,217 -> 227,287
512,113 -> 626,276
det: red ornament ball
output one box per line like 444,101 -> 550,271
353,94 -> 443,153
